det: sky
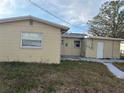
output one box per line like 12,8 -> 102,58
0,0 -> 112,33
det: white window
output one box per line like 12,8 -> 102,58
21,32 -> 42,48
74,41 -> 80,48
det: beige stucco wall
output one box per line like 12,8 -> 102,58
0,20 -> 61,63
85,39 -> 120,58
81,39 -> 85,56
61,37 -> 82,56
120,42 -> 124,53
111,41 -> 120,58
85,39 -> 97,58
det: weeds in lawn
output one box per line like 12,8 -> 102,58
0,61 -> 124,93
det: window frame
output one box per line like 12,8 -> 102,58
74,40 -> 81,48
20,32 -> 43,48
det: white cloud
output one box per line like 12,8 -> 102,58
0,0 -> 31,18
35,0 -> 110,24
0,0 -> 113,25
0,0 -> 16,16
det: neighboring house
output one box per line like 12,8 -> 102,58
61,33 -> 124,59
120,41 -> 124,54
0,16 -> 69,63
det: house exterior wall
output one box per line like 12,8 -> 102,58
85,39 -> 97,58
120,42 -> 124,54
111,41 -> 120,58
85,39 -> 120,58
0,20 -> 61,64
61,37 -> 83,56
81,39 -> 85,56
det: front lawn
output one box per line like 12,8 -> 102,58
113,62 -> 124,71
0,61 -> 124,93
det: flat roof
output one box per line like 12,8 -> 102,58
84,36 -> 124,41
0,15 -> 69,32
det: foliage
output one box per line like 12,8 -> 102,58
88,0 -> 124,38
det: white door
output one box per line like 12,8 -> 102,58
97,42 -> 104,58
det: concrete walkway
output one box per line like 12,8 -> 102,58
62,56 -> 124,63
103,63 -> 124,79
62,56 -> 124,79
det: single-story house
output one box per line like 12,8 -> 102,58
61,33 -> 124,59
0,16 -> 123,64
0,16 -> 69,64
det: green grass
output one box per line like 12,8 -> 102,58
0,61 -> 124,93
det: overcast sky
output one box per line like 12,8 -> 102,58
0,0 -> 113,33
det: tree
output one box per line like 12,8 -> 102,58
88,0 -> 124,38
